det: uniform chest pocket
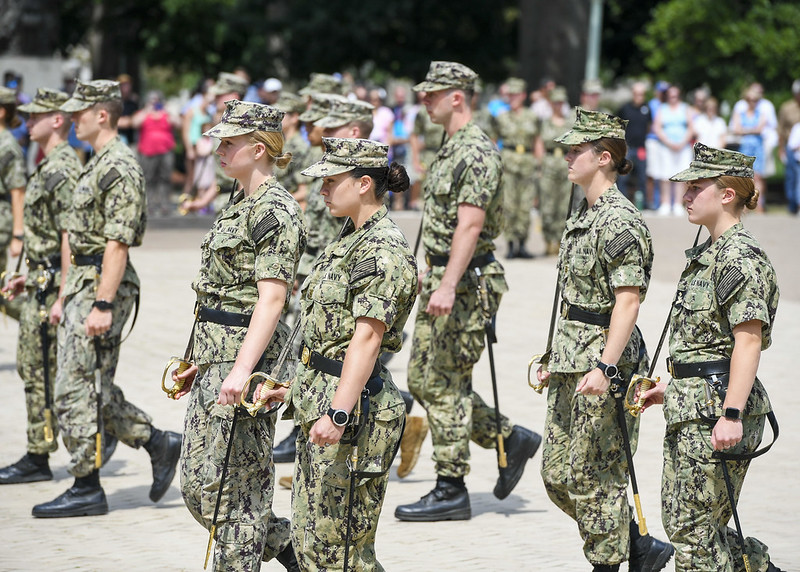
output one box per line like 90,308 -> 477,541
69,185 -> 99,231
208,232 -> 252,283
569,253 -> 595,276
681,287 -> 713,311
311,279 -> 349,306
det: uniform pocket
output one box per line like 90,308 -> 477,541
682,287 -> 713,311
208,232 -> 251,285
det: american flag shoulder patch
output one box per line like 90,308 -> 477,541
604,229 -> 636,259
99,168 -> 121,191
350,257 -> 378,283
716,266 -> 745,303
45,172 -> 66,193
252,212 -> 280,244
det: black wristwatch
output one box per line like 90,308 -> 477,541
327,408 -> 349,427
92,299 -> 114,311
723,407 -> 742,421
596,361 -> 620,379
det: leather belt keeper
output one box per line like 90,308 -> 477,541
197,306 -> 251,328
300,344 -> 382,379
425,252 -> 495,269
560,301 -> 611,327
71,253 -> 104,267
27,253 -> 62,270
667,358 -> 731,379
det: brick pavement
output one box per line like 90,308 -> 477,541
0,211 -> 797,571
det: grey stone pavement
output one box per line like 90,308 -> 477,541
1,210 -> 798,571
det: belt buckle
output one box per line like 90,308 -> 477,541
560,301 -> 568,319
70,253 -> 76,265
301,346 -> 310,366
515,144 -> 525,154
667,358 -> 674,377
425,254 -> 431,267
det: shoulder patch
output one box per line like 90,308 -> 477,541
350,257 -> 378,283
99,168 -> 121,191
252,212 -> 280,244
604,229 -> 636,259
716,266 -> 745,303
0,151 -> 13,169
45,172 -> 67,193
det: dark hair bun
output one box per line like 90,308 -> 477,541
617,158 -> 633,176
387,161 -> 410,194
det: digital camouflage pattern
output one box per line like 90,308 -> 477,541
299,93 -> 344,124
63,136 -> 145,298
412,107 -> 445,178
491,106 -> 539,243
15,141 -> 80,455
276,131 -> 309,196
302,137 -> 388,178
538,112 -> 575,247
504,77 -> 527,95
204,100 -> 284,139
541,371 -> 640,565
549,186 -> 653,373
0,86 -> 16,104
274,92 -> 306,115
286,205 -> 416,570
180,362 -> 291,571
0,127 -> 26,279
665,223 -> 777,425
298,73 -> 343,96
662,419 -> 770,571
315,99 -> 374,129
295,146 -> 334,279
555,107 -> 628,145
408,118 -> 512,477
192,177 -> 306,366
18,87 -> 70,114
669,142 -> 755,182
413,61 -> 478,93
60,80 -> 121,113
56,288 -> 153,477
210,72 -> 249,98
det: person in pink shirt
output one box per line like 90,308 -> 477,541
133,91 -> 178,216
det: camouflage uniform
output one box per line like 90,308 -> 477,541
412,107 -> 445,179
0,111 -> 26,319
180,101 -> 306,571
287,138 -> 417,571
17,128 -> 81,455
273,93 -> 310,199
662,145 -> 778,571
491,78 -> 539,246
537,93 -> 574,252
407,114 -> 513,477
540,108 -> 653,565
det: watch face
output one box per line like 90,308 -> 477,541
333,410 -> 348,426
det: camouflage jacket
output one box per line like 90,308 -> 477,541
549,185 -> 653,373
0,128 -> 26,246
64,136 -> 146,297
493,107 -> 539,173
413,107 -> 445,154
290,206 -> 417,424
192,177 -> 306,366
276,131 -> 309,195
665,223 -> 777,424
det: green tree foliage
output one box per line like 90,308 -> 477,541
636,0 -> 800,101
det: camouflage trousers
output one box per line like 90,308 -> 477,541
540,371 -> 640,565
501,159 -> 536,243
0,207 -> 22,321
538,159 -> 572,245
292,380 -> 404,571
56,286 -> 153,477
180,361 -> 290,572
16,278 -> 61,455
662,418 -> 770,572
407,288 -> 513,478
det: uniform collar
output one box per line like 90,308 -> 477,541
686,222 -> 744,265
333,205 -> 387,255
571,185 -> 617,229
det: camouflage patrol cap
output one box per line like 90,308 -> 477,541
554,107 -> 627,144
274,92 -> 306,114
413,61 -> 478,93
298,93 -> 345,123
19,88 -> 70,113
301,137 -> 388,177
505,77 -> 527,95
669,142 -> 755,182
0,86 -> 16,104
203,100 -> 284,138
316,98 -> 375,129
210,72 -> 249,97
60,80 -> 121,112
298,73 -> 343,96
582,78 -> 603,95
549,86 -> 568,103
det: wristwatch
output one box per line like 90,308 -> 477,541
596,361 -> 620,379
92,299 -> 114,311
723,407 -> 742,421
327,408 -> 349,427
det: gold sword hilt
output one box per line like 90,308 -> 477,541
95,432 -> 102,469
178,193 -> 193,216
240,372 -> 290,417
44,409 -> 54,443
204,524 -> 216,569
497,434 -> 508,468
527,352 -> 550,394
162,356 -> 192,399
624,374 -> 659,417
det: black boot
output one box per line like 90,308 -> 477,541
101,432 -> 118,467
273,426 -> 300,463
0,453 -> 52,484
493,425 -> 541,499
32,469 -> 107,518
592,565 -> 620,572
399,390 -> 414,415
516,241 -> 535,259
506,241 -> 517,259
629,520 -> 674,572
394,477 -> 471,522
144,428 -> 182,502
766,563 -> 785,572
275,543 -> 300,572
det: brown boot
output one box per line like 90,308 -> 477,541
397,416 -> 428,478
278,475 -> 292,490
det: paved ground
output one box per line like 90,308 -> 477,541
1,210 -> 797,571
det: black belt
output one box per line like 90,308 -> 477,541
197,306 -> 251,328
72,253 -> 104,267
27,253 -> 62,270
305,246 -> 320,257
425,252 -> 495,269
300,344 -> 382,380
667,358 -> 731,379
560,301 -> 611,327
